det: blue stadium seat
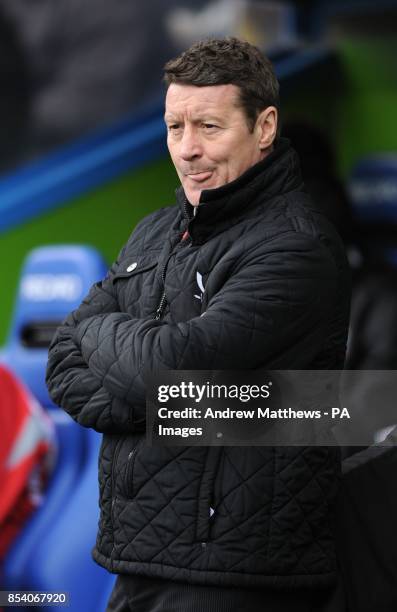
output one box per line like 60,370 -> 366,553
1,245 -> 116,611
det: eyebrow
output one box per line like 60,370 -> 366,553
164,113 -> 224,124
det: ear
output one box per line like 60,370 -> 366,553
256,106 -> 278,151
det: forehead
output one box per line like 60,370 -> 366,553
164,83 -> 242,118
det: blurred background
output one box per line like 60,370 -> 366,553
0,0 -> 396,610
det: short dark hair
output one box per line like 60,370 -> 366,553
164,37 -> 280,133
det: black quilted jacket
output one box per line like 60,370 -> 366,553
46,138 -> 350,590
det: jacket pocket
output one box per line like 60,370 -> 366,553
112,257 -> 158,284
112,257 -> 159,315
123,438 -> 144,498
196,447 -> 223,542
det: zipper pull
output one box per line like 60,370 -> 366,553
155,291 -> 167,320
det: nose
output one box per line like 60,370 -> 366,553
179,125 -> 202,161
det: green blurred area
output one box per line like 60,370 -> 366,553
1,34 -> 396,345
335,37 -> 397,175
0,158 -> 177,345
283,35 -> 397,177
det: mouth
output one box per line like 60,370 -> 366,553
186,171 -> 213,183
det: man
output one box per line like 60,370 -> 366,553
46,38 -> 350,611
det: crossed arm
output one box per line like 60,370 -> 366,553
46,233 -> 339,435
45,253 -> 142,433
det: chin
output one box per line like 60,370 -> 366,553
185,190 -> 200,206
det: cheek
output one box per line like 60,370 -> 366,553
167,140 -> 181,164
209,149 -> 232,173
226,156 -> 247,180
169,153 -> 184,178
234,148 -> 257,174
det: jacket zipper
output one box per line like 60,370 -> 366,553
154,263 -> 168,320
196,447 -> 223,544
183,198 -> 192,221
124,439 -> 143,497
124,449 -> 137,497
110,438 -> 123,561
154,199 -> 193,321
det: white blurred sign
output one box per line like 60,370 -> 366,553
20,274 -> 83,302
350,178 -> 397,206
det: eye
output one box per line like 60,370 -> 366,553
202,123 -> 217,130
167,123 -> 182,134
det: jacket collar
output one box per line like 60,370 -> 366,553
175,138 -> 304,243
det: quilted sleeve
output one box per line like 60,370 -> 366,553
46,246 -> 145,433
73,232 -> 343,426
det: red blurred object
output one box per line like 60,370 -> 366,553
0,365 -> 54,561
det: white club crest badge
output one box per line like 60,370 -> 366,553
194,271 -> 205,301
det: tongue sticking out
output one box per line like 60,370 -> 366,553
188,172 -> 212,182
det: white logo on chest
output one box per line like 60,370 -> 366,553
194,271 -> 205,301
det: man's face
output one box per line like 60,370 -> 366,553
165,83 -> 274,206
